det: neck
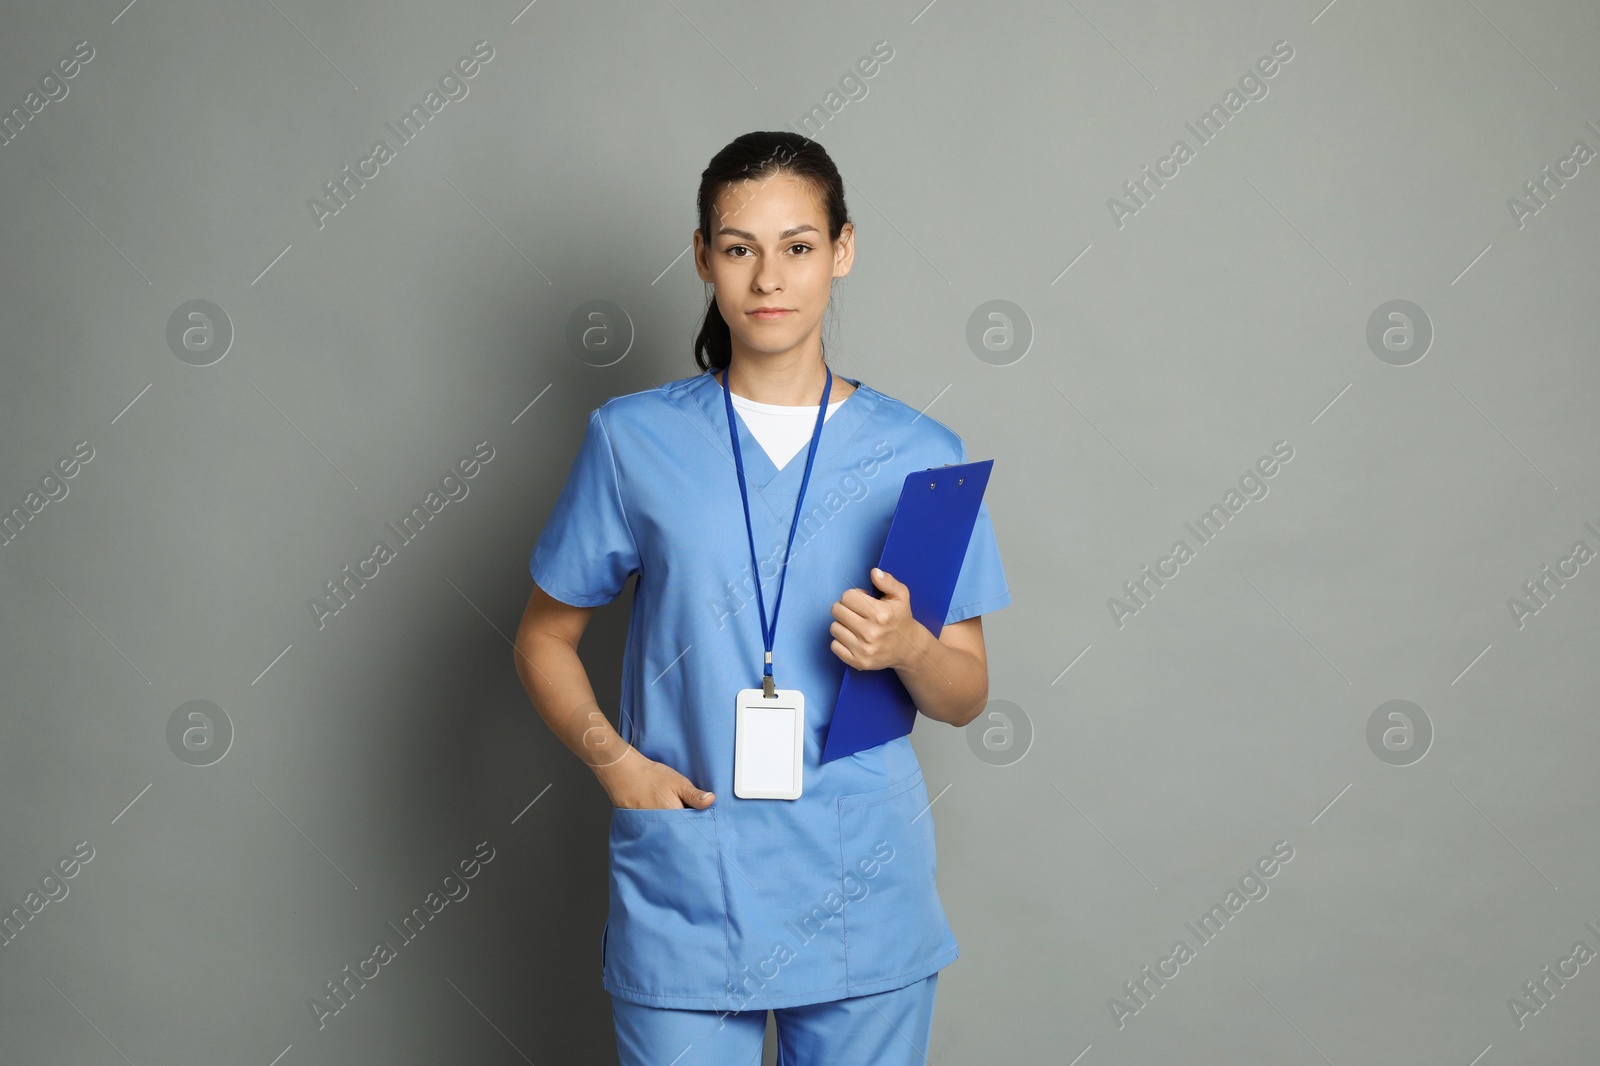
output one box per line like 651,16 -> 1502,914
722,354 -> 856,406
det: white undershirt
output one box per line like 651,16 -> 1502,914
729,393 -> 847,471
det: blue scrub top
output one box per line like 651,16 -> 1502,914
529,368 -> 1012,1011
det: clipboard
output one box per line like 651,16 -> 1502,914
820,459 -> 994,763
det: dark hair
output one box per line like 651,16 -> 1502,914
693,131 -> 851,373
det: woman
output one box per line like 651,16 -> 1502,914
513,131 -> 1010,1065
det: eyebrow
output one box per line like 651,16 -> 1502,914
715,224 -> 820,241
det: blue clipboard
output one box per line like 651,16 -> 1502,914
820,458 -> 994,763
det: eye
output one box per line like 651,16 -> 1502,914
723,242 -> 814,258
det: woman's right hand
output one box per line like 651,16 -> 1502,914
597,750 -> 715,810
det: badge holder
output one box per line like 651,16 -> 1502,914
733,685 -> 805,800
719,366 -> 832,803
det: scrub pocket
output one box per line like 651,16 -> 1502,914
606,805 -> 729,999
836,769 -> 953,987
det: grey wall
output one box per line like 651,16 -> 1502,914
3,0 -> 1598,1062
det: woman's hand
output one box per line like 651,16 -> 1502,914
596,749 -> 716,810
829,567 -> 924,671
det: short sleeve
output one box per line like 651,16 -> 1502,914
944,437 -> 1012,626
528,408 -> 641,607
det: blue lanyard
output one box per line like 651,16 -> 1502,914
720,365 -> 833,698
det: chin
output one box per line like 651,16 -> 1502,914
739,327 -> 805,351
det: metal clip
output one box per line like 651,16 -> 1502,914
762,674 -> 776,698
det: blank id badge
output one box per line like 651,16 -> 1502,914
733,687 -> 805,800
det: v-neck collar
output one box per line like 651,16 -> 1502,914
683,366 -> 878,500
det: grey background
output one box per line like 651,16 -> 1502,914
2,0 -> 1597,1063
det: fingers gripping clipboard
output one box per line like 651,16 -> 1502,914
820,459 -> 994,763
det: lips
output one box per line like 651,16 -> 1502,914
749,309 -> 794,319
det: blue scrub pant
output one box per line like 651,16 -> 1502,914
611,974 -> 939,1066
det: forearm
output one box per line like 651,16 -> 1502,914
891,621 -> 988,727
511,631 -> 635,787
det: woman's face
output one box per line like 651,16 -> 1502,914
693,171 -> 854,363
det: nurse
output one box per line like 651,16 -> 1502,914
513,131 -> 1011,1065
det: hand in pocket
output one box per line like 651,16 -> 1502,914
601,750 -> 715,810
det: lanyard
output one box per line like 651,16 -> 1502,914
720,365 -> 833,698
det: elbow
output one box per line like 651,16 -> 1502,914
511,624 -> 541,680
511,635 -> 530,682
969,670 -> 991,726
952,686 -> 989,729
513,623 -> 577,680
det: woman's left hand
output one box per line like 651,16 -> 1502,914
829,567 -> 922,671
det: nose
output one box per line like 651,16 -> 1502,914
752,260 -> 784,294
